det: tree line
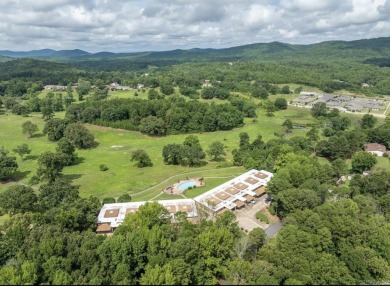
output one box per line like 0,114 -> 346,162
66,96 -> 245,135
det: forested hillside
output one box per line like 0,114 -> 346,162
1,37 -> 390,95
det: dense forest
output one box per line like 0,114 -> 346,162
1,37 -> 390,285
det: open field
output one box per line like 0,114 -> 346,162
0,88 -> 383,200
374,156 -> 390,171
0,104 -> 312,199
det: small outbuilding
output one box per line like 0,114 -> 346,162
365,143 -> 387,157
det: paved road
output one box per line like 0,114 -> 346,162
265,221 -> 282,237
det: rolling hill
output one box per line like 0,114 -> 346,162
1,37 -> 390,72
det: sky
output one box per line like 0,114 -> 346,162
0,0 -> 389,53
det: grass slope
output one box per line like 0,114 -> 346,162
0,89 -> 378,200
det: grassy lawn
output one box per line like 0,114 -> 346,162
1,105 -> 271,199
131,167 -> 245,201
256,211 -> 269,224
374,156 -> 390,171
0,91 -> 376,200
152,193 -> 184,201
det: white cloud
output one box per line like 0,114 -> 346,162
0,0 -> 388,52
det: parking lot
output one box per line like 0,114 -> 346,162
234,196 -> 269,232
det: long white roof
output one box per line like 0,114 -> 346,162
97,169 -> 273,229
193,169 -> 273,212
98,199 -> 197,228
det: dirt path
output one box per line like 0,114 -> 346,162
383,103 -> 390,117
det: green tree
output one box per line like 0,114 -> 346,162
181,135 -> 206,167
0,148 -> 18,181
41,102 -> 54,121
281,85 -> 290,94
0,185 -> 37,214
274,97 -> 288,110
263,100 -> 276,116
331,158 -> 347,177
103,197 -> 116,204
12,143 -> 31,160
139,116 -> 167,136
117,194 -> 132,203
251,87 -> 269,99
12,103 -> 30,116
64,122 -> 96,149
294,86 -> 303,94
183,135 -> 201,147
328,108 -> 340,118
140,264 -> 176,285
22,120 -> 38,138
36,151 -> 67,183
131,149 -> 153,167
351,151 -> 377,173
207,141 -> 226,161
160,80 -> 175,95
162,144 -> 183,165
0,266 -> 20,285
76,79 -> 91,100
43,118 -> 67,141
282,119 -> 293,133
90,88 -> 109,101
246,228 -> 266,259
361,114 -> 377,129
81,107 -> 100,123
148,88 -> 159,100
38,178 -> 79,209
311,102 -> 328,117
329,116 -> 351,132
63,92 -> 74,107
65,104 -> 82,122
239,132 -> 250,150
306,127 -> 319,142
56,138 -> 77,165
277,188 -> 322,217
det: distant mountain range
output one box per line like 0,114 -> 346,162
0,48 -> 91,59
1,37 -> 390,69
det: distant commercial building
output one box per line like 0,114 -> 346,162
44,85 -> 67,91
299,91 -> 319,96
107,82 -> 131,91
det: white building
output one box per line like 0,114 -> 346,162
193,169 -> 273,216
365,143 -> 387,157
96,169 -> 274,234
299,91 -> 319,96
96,199 -> 198,233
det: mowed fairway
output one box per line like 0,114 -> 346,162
0,101 -> 367,200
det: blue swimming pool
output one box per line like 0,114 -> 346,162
177,181 -> 196,191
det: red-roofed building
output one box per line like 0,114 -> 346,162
365,143 -> 387,157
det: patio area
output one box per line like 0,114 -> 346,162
163,177 -> 205,195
